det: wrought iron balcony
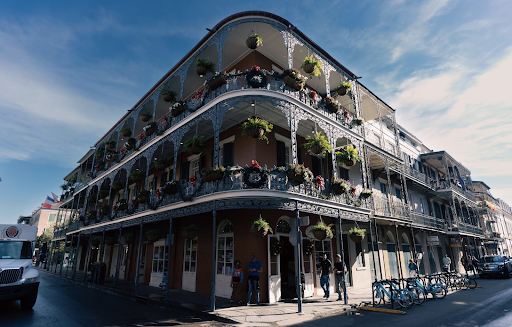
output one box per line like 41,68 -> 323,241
365,132 -> 398,157
436,180 -> 476,202
410,212 -> 445,230
402,165 -> 438,189
373,194 -> 409,220
456,223 -> 484,236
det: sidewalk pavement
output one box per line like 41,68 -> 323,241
36,266 -> 371,326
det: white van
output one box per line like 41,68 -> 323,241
0,224 -> 40,309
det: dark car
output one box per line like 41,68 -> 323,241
477,255 -> 512,278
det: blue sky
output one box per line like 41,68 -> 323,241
1,0 -> 511,223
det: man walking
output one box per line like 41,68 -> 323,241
319,253 -> 332,299
443,254 -> 452,272
247,255 -> 262,305
333,254 -> 346,301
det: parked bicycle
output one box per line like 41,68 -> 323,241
372,278 -> 414,308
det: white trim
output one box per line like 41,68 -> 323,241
275,133 -> 291,145
187,153 -> 201,162
219,135 -> 235,147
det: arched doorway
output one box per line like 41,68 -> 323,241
386,231 -> 399,278
215,220 -> 233,298
414,234 -> 426,275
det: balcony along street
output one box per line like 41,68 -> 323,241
0,272 -> 223,327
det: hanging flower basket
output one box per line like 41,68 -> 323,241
207,73 -> 228,91
170,102 -> 186,117
155,163 -> 167,170
112,181 -> 124,191
282,69 -> 306,92
336,82 -> 352,96
350,234 -> 365,243
105,237 -> 115,246
203,170 -> 224,182
120,128 -> 132,137
96,162 -> 105,171
250,226 -> 269,238
309,145 -> 324,155
123,234 -> 135,244
313,230 -> 328,240
140,115 -> 152,122
182,224 -> 198,239
118,203 -> 127,211
144,122 -> 157,136
146,230 -> 162,242
286,164 -> 313,184
196,65 -> 208,76
91,238 -> 101,247
344,159 -> 356,167
303,63 -> 316,74
138,196 -> 147,204
247,128 -> 264,139
189,145 -> 203,155
162,181 -> 179,195
332,184 -> 349,195
106,142 -> 116,151
337,88 -> 348,96
324,97 -> 340,114
246,35 -> 262,49
125,138 -> 136,151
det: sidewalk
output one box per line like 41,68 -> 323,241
36,266 -> 370,326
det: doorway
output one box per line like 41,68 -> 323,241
280,236 -> 296,299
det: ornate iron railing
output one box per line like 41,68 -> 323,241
403,166 -> 438,189
410,212 -> 445,230
373,194 -> 409,220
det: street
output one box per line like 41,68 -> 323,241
0,272 -> 223,327
293,276 -> 512,327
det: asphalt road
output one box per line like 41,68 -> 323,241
293,275 -> 512,327
0,272 -> 223,327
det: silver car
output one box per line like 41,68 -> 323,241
478,255 -> 512,278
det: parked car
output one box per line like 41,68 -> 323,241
477,255 -> 512,278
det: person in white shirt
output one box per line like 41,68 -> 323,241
442,254 -> 452,272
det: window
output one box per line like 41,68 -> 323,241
339,167 -> 350,181
188,154 -> 200,178
184,238 -> 197,273
395,187 -> 402,200
48,214 -> 56,223
275,133 -> 291,166
219,136 -> 235,167
419,197 -> 425,214
315,239 -> 332,273
355,241 -> 365,267
217,221 -> 234,276
380,182 -> 387,194
373,133 -> 381,147
152,244 -> 168,273
180,162 -> 189,181
147,175 -> 155,190
311,156 -> 322,177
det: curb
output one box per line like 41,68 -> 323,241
358,306 -> 407,314
36,268 -> 234,324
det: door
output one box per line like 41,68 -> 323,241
302,239 -> 314,298
315,239 -> 335,296
215,233 -> 234,298
268,235 -> 281,303
119,245 -> 128,280
138,243 -> 147,283
182,237 -> 197,292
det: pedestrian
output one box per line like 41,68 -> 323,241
319,253 -> 332,299
246,254 -> 262,305
333,254 -> 346,301
408,259 -> 419,277
230,260 -> 244,305
467,254 -> 475,275
443,254 -> 452,273
461,254 -> 468,273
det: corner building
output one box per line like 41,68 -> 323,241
50,12 -> 496,304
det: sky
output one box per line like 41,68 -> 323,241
1,0 -> 511,223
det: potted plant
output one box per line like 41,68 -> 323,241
87,210 -> 97,221
95,149 -> 104,159
61,184 -> 68,191
105,140 -> 116,150
336,145 -> 361,167
154,158 -> 169,171
120,127 -> 132,138
123,232 -> 135,244
331,177 -> 350,195
124,138 -> 136,151
183,135 -> 206,155
143,122 -> 157,136
161,181 -> 179,195
117,198 -> 128,211
137,190 -> 150,204
140,111 -> 152,122
352,117 -> 364,126
96,161 -> 105,171
301,54 -> 323,77
99,205 -> 110,217
130,170 -> 145,183
303,132 -> 333,155
324,96 -> 340,114
246,34 -> 263,49
169,101 -> 187,117
105,237 -> 116,246
160,88 -> 177,103
98,189 -> 109,199
146,229 -> 162,242
336,81 -> 352,96
282,68 -> 307,91
241,117 -> 273,143
359,189 -> 373,199
286,164 -> 314,184
91,238 -> 101,247
202,166 -> 225,182
207,71 -> 229,91
112,180 -> 124,191
195,57 -> 215,77
250,216 -> 273,237
182,224 -> 198,239
349,227 -> 365,242
311,221 -> 333,240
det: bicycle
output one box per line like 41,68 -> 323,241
416,275 -> 447,299
372,278 -> 414,308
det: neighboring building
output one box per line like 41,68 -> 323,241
49,12 -> 512,304
30,206 -> 59,236
17,215 -> 32,224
